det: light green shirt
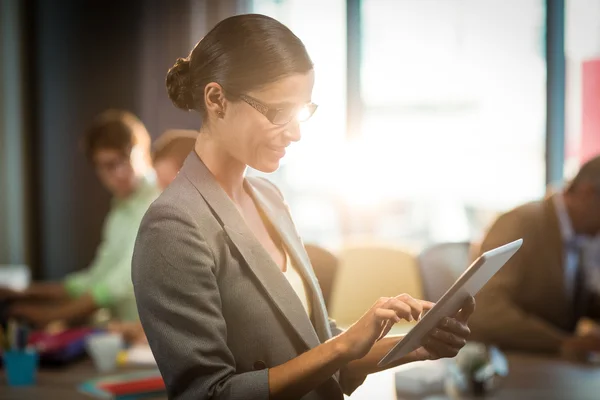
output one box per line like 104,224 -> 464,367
64,173 -> 160,321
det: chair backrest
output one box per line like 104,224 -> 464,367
329,244 -> 422,330
418,242 -> 471,302
304,243 -> 339,311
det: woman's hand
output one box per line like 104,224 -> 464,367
411,296 -> 475,361
336,294 -> 435,361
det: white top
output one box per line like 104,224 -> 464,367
281,250 -> 312,316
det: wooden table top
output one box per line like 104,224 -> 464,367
2,359 -> 164,400
3,353 -> 600,399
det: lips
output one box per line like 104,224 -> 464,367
268,146 -> 286,158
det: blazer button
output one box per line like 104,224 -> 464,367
253,360 -> 267,370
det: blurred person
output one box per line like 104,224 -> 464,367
152,129 -> 198,189
107,129 -> 198,344
0,110 -> 160,329
132,14 -> 474,400
470,155 -> 600,361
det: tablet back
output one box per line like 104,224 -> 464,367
378,239 -> 523,366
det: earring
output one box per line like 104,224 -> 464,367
217,110 -> 225,118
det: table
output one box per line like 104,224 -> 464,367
3,353 -> 600,399
349,353 -> 600,400
2,359 -> 165,400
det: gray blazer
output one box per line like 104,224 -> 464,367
132,153 -> 364,400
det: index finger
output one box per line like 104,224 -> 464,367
455,296 -> 475,323
389,294 -> 422,321
420,300 -> 435,311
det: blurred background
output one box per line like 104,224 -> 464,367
0,0 -> 598,283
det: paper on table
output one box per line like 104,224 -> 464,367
117,344 -> 156,366
394,359 -> 449,397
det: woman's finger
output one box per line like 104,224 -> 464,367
422,336 -> 460,358
373,297 -> 391,308
430,328 -> 467,348
383,298 -> 414,321
456,296 -> 476,323
374,308 -> 401,323
420,300 -> 436,312
392,294 -> 423,321
378,319 -> 394,341
438,317 -> 471,338
374,308 -> 402,341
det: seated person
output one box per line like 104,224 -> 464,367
470,155 -> 600,360
106,129 -> 198,344
152,129 -> 198,189
1,110 -> 160,329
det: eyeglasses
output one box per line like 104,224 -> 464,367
239,94 -> 318,126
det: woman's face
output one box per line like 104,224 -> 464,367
218,70 -> 315,173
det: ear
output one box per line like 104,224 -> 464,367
204,82 -> 227,118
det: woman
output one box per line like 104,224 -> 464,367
132,14 -> 474,400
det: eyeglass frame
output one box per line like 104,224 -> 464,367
237,93 -> 318,126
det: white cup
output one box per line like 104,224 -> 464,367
85,332 -> 124,372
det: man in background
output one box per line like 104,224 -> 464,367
103,128 -> 198,344
470,155 -> 600,361
1,110 -> 160,329
152,129 -> 198,190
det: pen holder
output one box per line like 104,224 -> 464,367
3,349 -> 39,386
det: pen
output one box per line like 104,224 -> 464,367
16,324 -> 28,350
7,319 -> 17,351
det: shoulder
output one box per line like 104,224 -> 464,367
494,199 -> 545,228
137,174 -> 213,247
133,178 -> 217,274
480,199 -> 545,252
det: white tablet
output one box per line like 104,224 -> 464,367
378,238 -> 523,367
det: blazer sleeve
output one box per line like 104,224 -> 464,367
469,211 -> 568,353
132,204 -> 269,400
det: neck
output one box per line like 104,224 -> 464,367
195,130 -> 247,203
114,176 -> 142,200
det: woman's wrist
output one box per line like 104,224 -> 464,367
327,334 -> 355,364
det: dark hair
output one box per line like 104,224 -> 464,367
152,129 -> 198,168
567,155 -> 600,193
166,14 -> 313,116
82,109 -> 151,161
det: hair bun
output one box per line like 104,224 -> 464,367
166,58 -> 196,111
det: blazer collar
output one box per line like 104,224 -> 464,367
180,153 -> 326,349
245,178 -> 333,342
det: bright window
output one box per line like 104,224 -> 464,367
565,0 -> 600,177
356,0 -> 547,246
251,0 -> 547,250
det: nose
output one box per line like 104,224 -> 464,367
284,120 -> 301,142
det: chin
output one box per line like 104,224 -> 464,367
251,160 -> 281,174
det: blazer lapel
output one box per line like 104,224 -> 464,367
180,154 -> 321,351
246,180 -> 333,343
